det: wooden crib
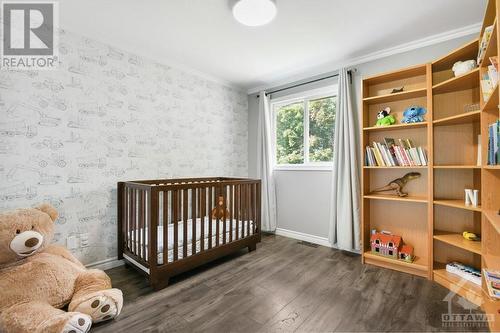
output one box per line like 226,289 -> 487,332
117,177 -> 261,290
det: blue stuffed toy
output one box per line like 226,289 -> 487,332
402,106 -> 427,123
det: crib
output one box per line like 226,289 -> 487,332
117,177 -> 261,290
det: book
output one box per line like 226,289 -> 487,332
490,56 -> 498,71
488,64 -> 498,87
483,269 -> 500,300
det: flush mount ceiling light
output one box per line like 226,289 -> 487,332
232,0 -> 277,27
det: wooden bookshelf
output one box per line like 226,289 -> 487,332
361,63 -> 433,279
362,2 -> 500,328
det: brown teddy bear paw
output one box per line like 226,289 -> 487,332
72,289 -> 123,323
61,313 -> 91,333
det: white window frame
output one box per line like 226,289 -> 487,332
271,85 -> 337,171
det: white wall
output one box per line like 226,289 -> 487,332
0,28 -> 248,265
248,34 -> 477,241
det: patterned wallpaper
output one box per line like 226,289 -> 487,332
0,29 -> 248,265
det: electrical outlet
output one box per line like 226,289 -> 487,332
80,233 -> 89,248
66,235 -> 78,249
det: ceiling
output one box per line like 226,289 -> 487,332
61,0 -> 487,92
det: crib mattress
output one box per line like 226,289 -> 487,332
127,218 -> 254,264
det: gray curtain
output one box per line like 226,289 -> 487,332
329,68 -> 361,251
257,91 -> 277,232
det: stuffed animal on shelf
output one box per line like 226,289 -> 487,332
211,196 -> 230,219
452,60 -> 477,77
376,107 -> 396,126
462,231 -> 481,241
401,106 -> 427,123
0,204 -> 123,333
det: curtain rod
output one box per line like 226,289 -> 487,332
257,69 -> 354,98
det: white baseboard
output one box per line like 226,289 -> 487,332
275,228 -> 331,248
86,257 -> 125,271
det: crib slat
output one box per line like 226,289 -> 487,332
229,185 -> 233,243
163,191 -> 168,264
208,186 -> 213,249
126,187 -> 131,252
236,185 -> 240,240
222,186 -> 227,245
200,187 -> 205,251
135,189 -> 140,256
191,188 -> 197,256
133,189 -> 138,255
183,189 -> 188,259
247,184 -> 251,237
173,190 -> 178,261
216,191 -> 220,247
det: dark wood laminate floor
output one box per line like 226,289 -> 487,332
93,235 -> 489,332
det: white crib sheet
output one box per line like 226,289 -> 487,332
127,218 -> 254,264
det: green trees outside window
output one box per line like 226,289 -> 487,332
275,95 -> 336,165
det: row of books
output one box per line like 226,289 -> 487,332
488,120 -> 500,165
365,138 -> 428,167
481,56 -> 499,102
478,24 -> 494,64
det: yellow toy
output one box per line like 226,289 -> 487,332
462,231 -> 481,241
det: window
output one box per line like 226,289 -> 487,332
375,239 -> 380,245
388,242 -> 393,247
388,250 -> 393,255
272,86 -> 337,169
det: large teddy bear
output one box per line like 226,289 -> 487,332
0,204 -> 123,333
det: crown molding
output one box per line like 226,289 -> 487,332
247,22 -> 481,95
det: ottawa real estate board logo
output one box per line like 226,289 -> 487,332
1,1 -> 58,70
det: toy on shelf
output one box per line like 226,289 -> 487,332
401,106 -> 426,124
464,189 -> 479,207
370,230 -> 414,263
371,172 -> 421,197
391,86 -> 404,94
446,262 -> 481,286
452,60 -> 477,77
375,107 -> 395,127
463,103 -> 480,113
462,231 -> 481,241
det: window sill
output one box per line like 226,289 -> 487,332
273,165 -> 333,171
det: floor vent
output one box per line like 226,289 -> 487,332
298,241 -> 319,248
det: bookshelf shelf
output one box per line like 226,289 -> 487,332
483,165 -> 500,169
433,199 -> 482,212
433,110 -> 481,126
362,122 -> 427,132
363,88 -> 427,105
364,251 -> 428,277
433,165 -> 481,169
364,193 -> 428,203
432,68 -> 480,94
363,166 -> 427,169
433,230 -> 482,255
433,265 -> 483,306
